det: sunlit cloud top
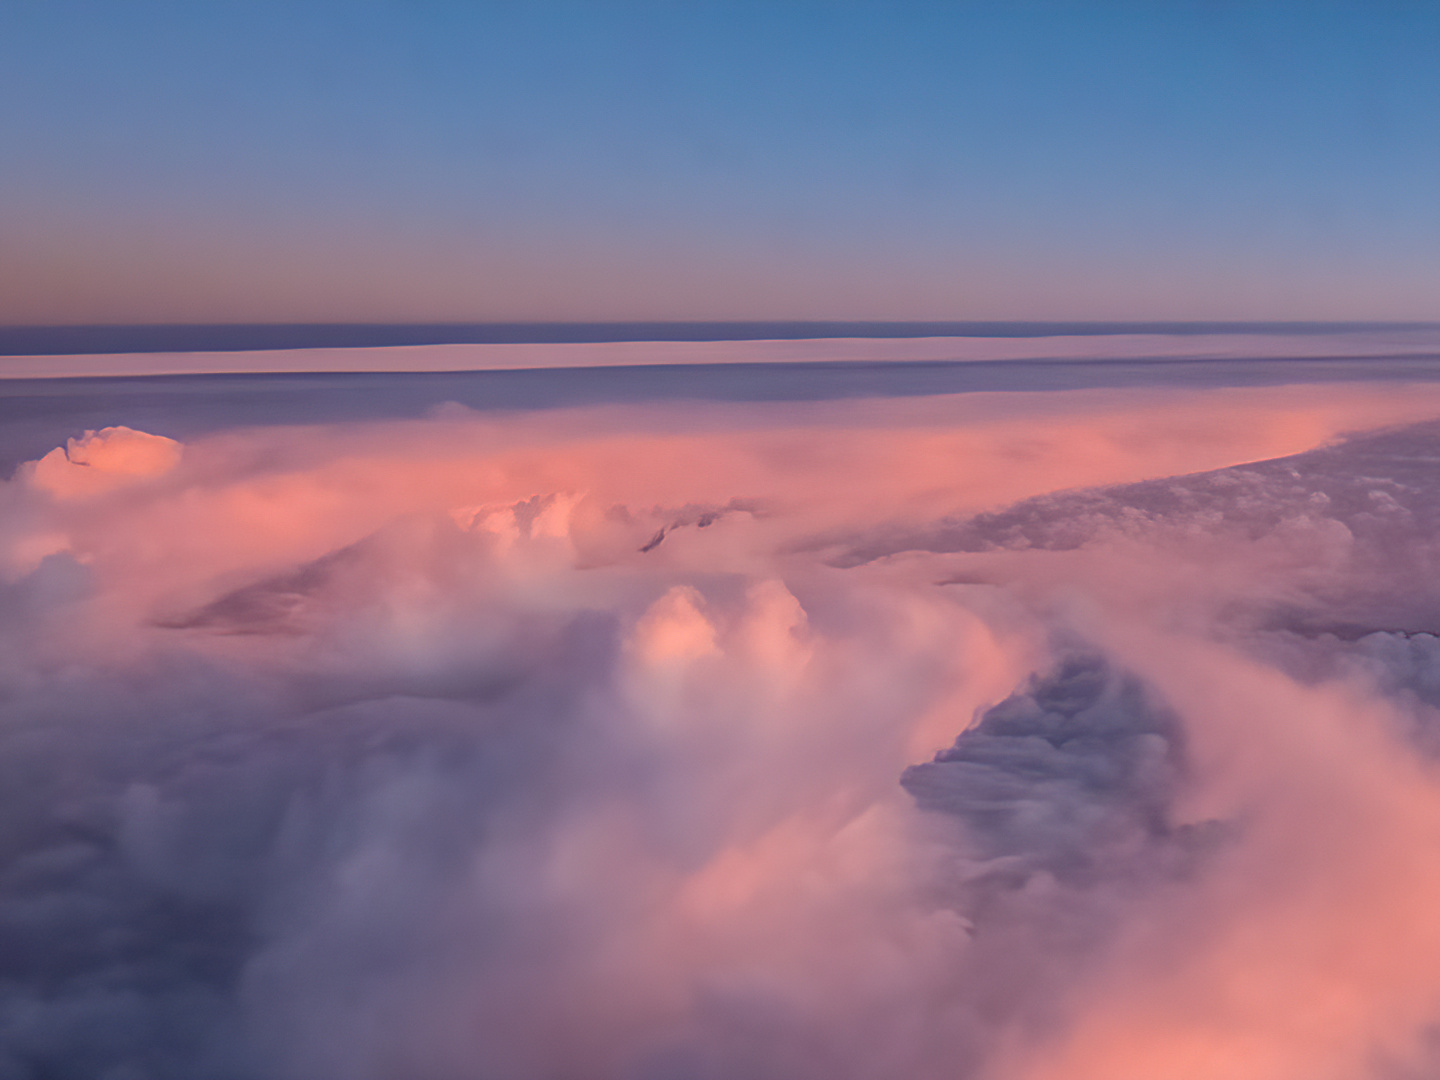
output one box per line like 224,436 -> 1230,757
3,2 -> 1439,324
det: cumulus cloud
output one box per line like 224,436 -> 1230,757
5,382 -> 1440,1078
22,426 -> 182,499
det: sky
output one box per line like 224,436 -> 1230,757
2,1 -> 1439,324
15,6 -> 1440,1074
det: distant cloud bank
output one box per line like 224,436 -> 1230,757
3,326 -> 1440,379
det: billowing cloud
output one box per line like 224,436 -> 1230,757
5,381 -> 1440,1078
22,425 -> 182,499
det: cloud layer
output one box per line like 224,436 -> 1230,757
6,383 -> 1440,1079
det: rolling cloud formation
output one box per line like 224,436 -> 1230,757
6,384 -> 1440,1079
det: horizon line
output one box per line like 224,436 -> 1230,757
5,321 -> 1440,357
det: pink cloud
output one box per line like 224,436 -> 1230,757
6,380 -> 1440,1077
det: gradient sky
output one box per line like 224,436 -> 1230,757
3,1 -> 1438,324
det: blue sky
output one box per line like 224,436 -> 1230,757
2,2 -> 1438,323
